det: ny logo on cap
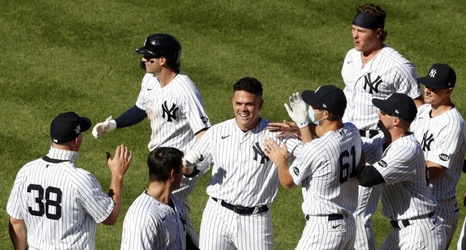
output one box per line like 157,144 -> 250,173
74,125 -> 81,134
429,69 -> 437,78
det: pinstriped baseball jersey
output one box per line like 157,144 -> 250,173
373,134 -> 436,220
134,72 -> 210,248
121,192 -> 186,250
411,104 -> 466,200
194,118 -> 301,207
6,147 -> 114,250
135,73 -> 210,153
290,123 -> 361,216
341,46 -> 421,130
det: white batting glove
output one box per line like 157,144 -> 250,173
182,149 -> 204,169
284,92 -> 309,128
92,116 -> 117,139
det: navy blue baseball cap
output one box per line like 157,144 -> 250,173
418,63 -> 456,89
50,112 -> 91,144
301,85 -> 347,116
372,93 -> 417,122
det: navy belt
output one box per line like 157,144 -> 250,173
211,197 -> 268,215
359,129 -> 379,139
390,212 -> 435,228
305,214 -> 345,221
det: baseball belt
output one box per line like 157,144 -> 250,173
359,129 -> 379,139
211,197 -> 268,215
390,211 -> 435,228
305,214 -> 346,221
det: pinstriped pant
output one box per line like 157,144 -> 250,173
297,214 -> 356,250
381,215 -> 446,250
436,197 -> 460,249
199,197 -> 273,250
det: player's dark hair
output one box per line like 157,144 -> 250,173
233,77 -> 263,97
147,147 -> 183,182
357,3 -> 388,42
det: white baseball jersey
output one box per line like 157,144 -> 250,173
290,122 -> 361,216
411,104 -> 466,246
194,118 -> 301,207
373,134 -> 445,249
342,45 -> 421,250
135,73 -> 210,155
121,192 -> 186,250
289,122 -> 361,250
6,147 -> 114,250
411,104 -> 466,200
135,72 -> 211,246
193,118 -> 300,250
341,46 -> 421,130
372,134 -> 436,219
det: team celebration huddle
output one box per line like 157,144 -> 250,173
6,3 -> 466,250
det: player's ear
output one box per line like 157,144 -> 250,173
169,169 -> 176,180
323,110 -> 329,118
445,88 -> 453,95
159,56 -> 167,66
258,98 -> 264,110
375,28 -> 383,38
392,116 -> 401,126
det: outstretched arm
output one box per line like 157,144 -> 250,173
92,105 -> 147,139
114,105 -> 147,128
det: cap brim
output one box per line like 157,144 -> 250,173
372,98 -> 387,112
80,117 -> 91,132
301,90 -> 318,108
417,77 -> 445,89
135,47 -> 156,57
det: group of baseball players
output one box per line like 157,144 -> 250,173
6,2 -> 466,250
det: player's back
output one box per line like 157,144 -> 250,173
299,123 -> 362,215
8,157 -> 112,250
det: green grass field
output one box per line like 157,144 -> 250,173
1,0 -> 466,249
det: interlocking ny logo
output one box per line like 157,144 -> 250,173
252,142 -> 269,164
429,69 -> 437,78
363,73 -> 383,94
162,101 -> 179,122
421,131 -> 434,151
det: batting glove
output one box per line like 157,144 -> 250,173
182,149 -> 204,169
284,92 -> 309,128
92,116 -> 117,139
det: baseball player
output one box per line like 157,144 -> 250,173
264,85 -> 362,249
121,147 -> 186,250
358,93 -> 445,249
410,63 -> 466,249
6,112 -> 132,250
182,77 -> 301,250
342,4 -> 423,249
92,33 -> 210,249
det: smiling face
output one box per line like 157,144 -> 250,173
423,86 -> 452,106
232,90 -> 263,131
